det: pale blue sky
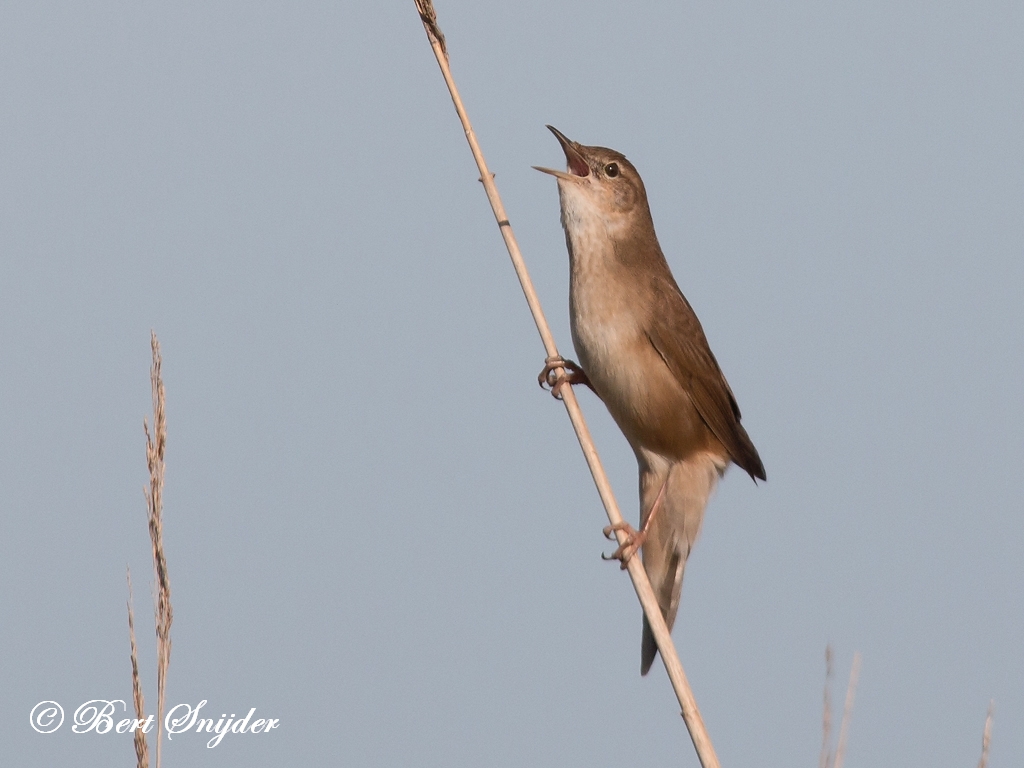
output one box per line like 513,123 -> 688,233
3,1 -> 1022,765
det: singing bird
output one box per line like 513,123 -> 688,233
535,126 -> 765,675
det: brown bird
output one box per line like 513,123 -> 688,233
535,126 -> 765,675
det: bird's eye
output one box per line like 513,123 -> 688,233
604,163 -> 619,177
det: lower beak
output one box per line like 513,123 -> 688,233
532,165 -> 577,181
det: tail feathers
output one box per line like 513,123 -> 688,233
640,547 -> 684,676
640,616 -> 658,676
636,454 -> 723,676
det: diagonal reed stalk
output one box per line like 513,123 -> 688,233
127,568 -> 150,768
144,332 -> 172,768
412,2 -> 720,764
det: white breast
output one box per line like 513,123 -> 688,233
567,232 -> 655,430
557,178 -> 686,452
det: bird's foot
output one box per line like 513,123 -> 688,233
601,522 -> 648,570
538,355 -> 592,400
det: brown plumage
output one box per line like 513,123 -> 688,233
536,126 -> 764,675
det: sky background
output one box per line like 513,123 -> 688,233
2,1 -> 1022,765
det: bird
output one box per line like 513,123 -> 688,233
534,125 -> 765,675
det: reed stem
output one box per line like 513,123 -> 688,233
412,4 -> 721,765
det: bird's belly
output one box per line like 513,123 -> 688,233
571,315 -> 711,460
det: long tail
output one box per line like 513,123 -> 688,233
639,453 -> 724,675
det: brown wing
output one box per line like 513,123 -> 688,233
645,276 -> 766,481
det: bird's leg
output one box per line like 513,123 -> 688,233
601,476 -> 670,570
537,355 -> 593,400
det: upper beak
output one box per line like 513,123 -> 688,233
533,125 -> 590,180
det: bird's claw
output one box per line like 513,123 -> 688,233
537,355 -> 589,400
601,522 -> 647,570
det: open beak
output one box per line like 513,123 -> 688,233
533,125 -> 590,180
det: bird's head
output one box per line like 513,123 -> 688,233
534,125 -> 649,236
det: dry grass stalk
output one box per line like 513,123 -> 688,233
144,331 -> 172,768
411,3 -> 720,766
977,701 -> 993,768
819,645 -> 834,768
833,651 -> 861,768
820,648 -> 861,768
127,568 -> 150,768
